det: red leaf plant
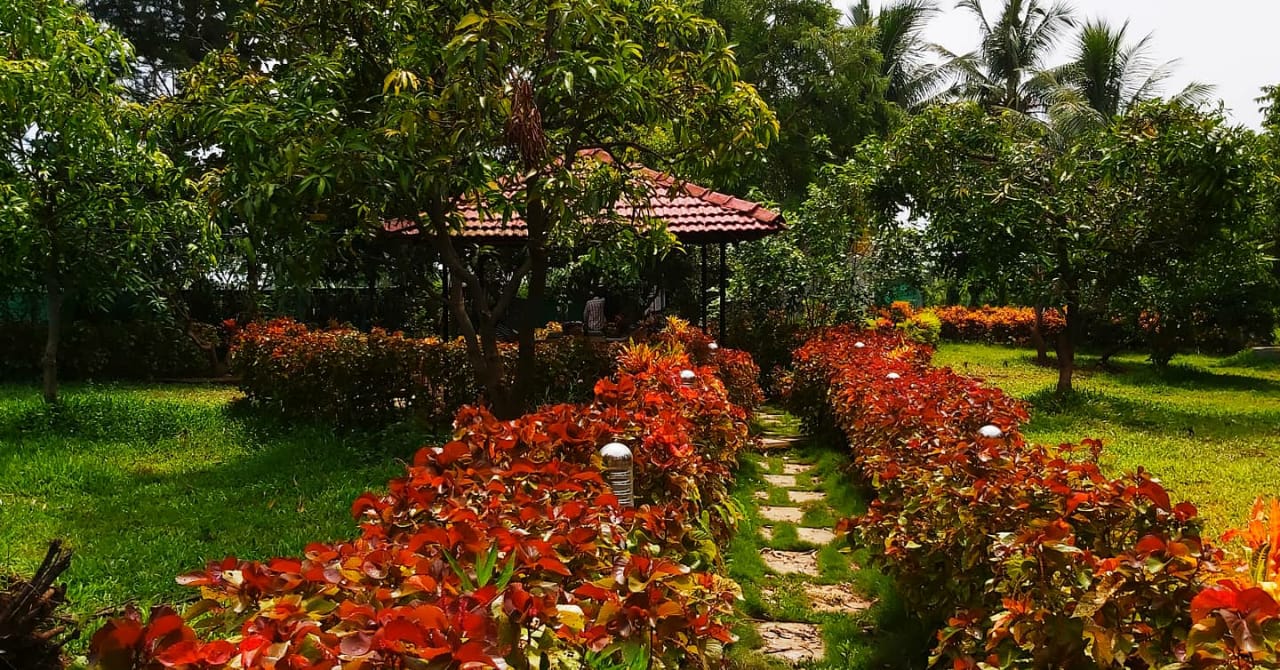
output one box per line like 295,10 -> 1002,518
784,326 -> 1280,668
88,340 -> 755,669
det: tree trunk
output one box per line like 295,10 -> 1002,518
967,282 -> 984,308
186,322 -> 228,377
1055,301 -> 1078,395
364,264 -> 379,330
41,268 -> 63,404
1097,342 -> 1128,369
478,317 -> 518,419
514,244 -> 547,415
1031,304 -> 1050,365
439,248 -> 520,420
244,259 -> 262,321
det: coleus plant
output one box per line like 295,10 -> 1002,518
785,326 -> 1280,668
931,305 -> 1066,344
88,338 -> 755,669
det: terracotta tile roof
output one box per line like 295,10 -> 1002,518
383,152 -> 784,245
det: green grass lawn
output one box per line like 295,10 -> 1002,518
0,383 -> 437,634
932,344 -> 1280,535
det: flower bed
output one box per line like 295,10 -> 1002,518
232,317 -> 762,429
783,326 -> 1280,667
89,337 -> 755,669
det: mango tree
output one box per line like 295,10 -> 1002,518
185,0 -> 777,417
0,0 -> 211,402
836,101 -> 1264,393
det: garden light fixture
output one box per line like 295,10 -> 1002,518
979,425 -> 1004,439
680,369 -> 697,386
886,372 -> 901,380
599,442 -> 635,508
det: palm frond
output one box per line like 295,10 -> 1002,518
1169,81 -> 1216,109
1057,17 -> 1198,118
858,0 -> 939,108
954,0 -> 992,43
1021,0 -> 1076,70
850,0 -> 873,27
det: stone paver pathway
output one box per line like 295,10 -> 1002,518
733,407 -> 881,666
757,506 -> 805,523
757,623 -> 825,664
759,548 -> 820,575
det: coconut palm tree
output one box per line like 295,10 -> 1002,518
1045,19 -> 1213,135
850,0 -> 943,110
939,0 -> 1076,115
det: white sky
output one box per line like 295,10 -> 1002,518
851,0 -> 1279,128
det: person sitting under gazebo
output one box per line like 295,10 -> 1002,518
583,292 -> 607,336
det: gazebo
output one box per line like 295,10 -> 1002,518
382,156 -> 785,341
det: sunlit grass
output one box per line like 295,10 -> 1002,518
0,383 -> 441,641
932,343 -> 1280,535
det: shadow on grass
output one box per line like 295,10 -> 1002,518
1099,361 -> 1280,395
1022,385 -> 1279,443
0,385 -> 446,623
1214,350 -> 1280,371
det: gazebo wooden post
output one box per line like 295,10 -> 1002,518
718,241 -> 727,343
441,263 -> 450,338
699,243 -> 708,330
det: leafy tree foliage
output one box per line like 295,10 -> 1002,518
84,0 -> 247,100
184,0 -> 776,417
834,101 -> 1269,392
703,0 -> 894,202
0,0 -> 211,402
1257,84 -> 1280,294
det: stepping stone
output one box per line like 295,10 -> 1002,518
764,474 -> 797,488
760,525 -> 774,541
781,463 -> 810,475
758,506 -> 804,523
796,527 -> 837,545
759,549 -> 820,576
788,490 -> 825,504
803,583 -> 875,614
753,490 -> 769,501
757,622 -> 824,664
760,437 -> 801,449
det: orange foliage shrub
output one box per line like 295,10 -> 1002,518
933,305 -> 1065,344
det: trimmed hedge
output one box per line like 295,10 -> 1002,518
931,305 -> 1065,344
232,317 -> 762,428
88,334 -> 756,669
783,326 -> 1280,667
0,321 -> 222,381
